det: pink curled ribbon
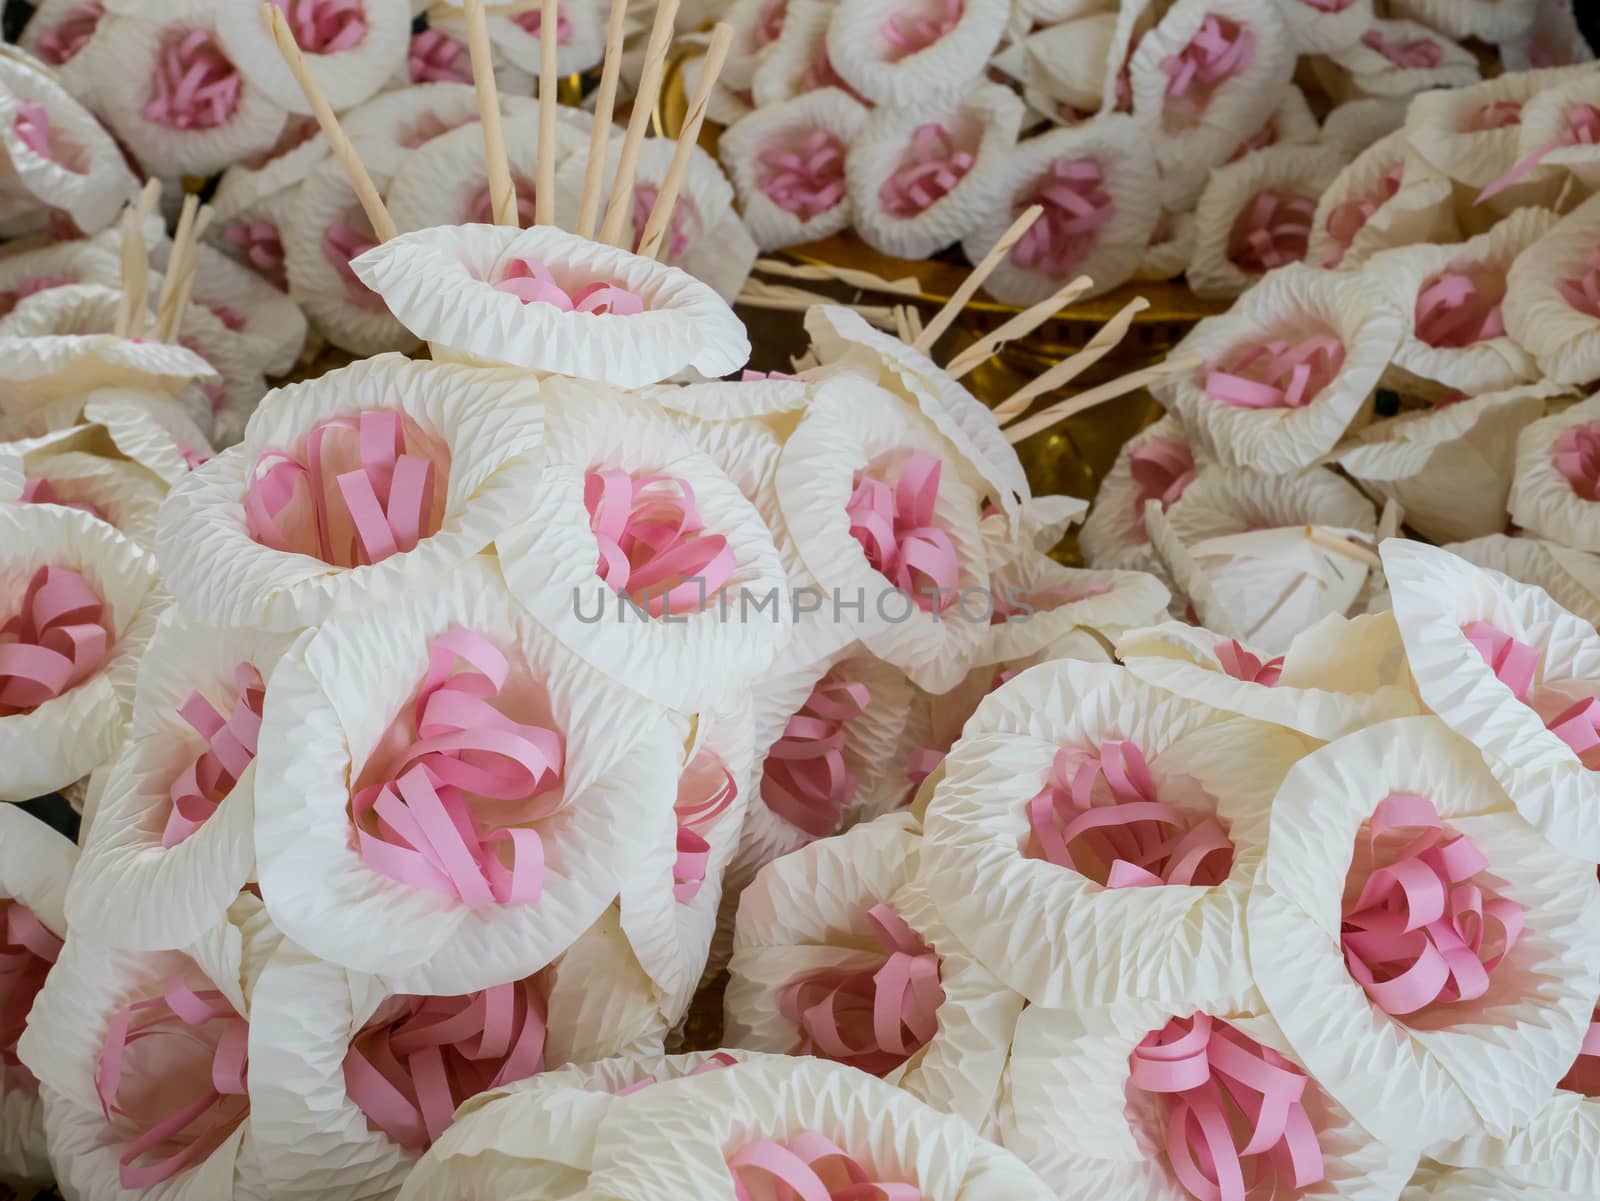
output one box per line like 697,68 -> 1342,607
0,565 -> 109,717
880,0 -> 961,60
409,28 -> 471,83
144,29 -> 243,131
162,663 -> 266,849
492,258 -> 644,316
758,130 -> 846,221
1466,100 -> 1524,133
1360,29 -> 1442,70
1464,621 -> 1600,766
268,0 -> 367,54
1559,1002 -> 1600,1095
779,903 -> 944,1077
1129,438 -> 1195,535
245,409 -> 442,568
1557,246 -> 1600,320
12,102 -> 55,163
37,3 -> 102,66
0,273 -> 75,318
1481,103 -> 1600,203
673,750 -> 738,903
1203,334 -> 1345,410
1131,1014 -> 1325,1201
177,441 -> 210,470
585,470 -> 735,616
630,184 -> 692,259
513,4 -> 572,42
848,454 -> 960,613
1161,15 -> 1255,119
1028,739 -> 1235,888
878,124 -> 973,218
224,219 -> 288,291
344,976 -> 547,1149
754,0 -> 788,48
1341,793 -> 1524,1016
322,220 -> 384,308
1215,639 -> 1283,685
1414,267 -> 1506,347
729,1131 -> 924,1201
1226,191 -> 1315,275
1556,421 -> 1600,501
0,901 -> 62,1092
20,477 -> 104,521
352,627 -> 563,907
1229,121 -> 1278,162
613,1051 -> 736,1096
761,677 -> 871,838
1321,162 -> 1403,266
1011,158 -> 1113,278
95,980 -> 250,1189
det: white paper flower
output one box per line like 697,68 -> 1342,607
84,0 -> 290,178
16,894 -> 281,1201
215,0 -> 411,116
1367,207 -> 1557,400
246,906 -> 663,1201
774,376 -> 990,693
0,504 -> 162,802
749,0 -> 845,109
474,0 -> 607,77
1248,716 -> 1600,1145
2,385 -> 215,487
19,0 -> 110,104
721,88 -> 870,252
1444,533 -> 1600,627
922,658 -> 1310,1010
1317,19 -> 1479,103
1507,391 -> 1600,554
846,81 -> 1022,262
1117,611 -> 1419,740
962,113 -> 1160,304
254,555 -> 688,995
190,244 -> 307,379
726,812 -> 1023,1130
981,552 -> 1170,667
1127,0 -> 1296,209
0,239 -> 120,318
1272,0 -> 1371,54
1309,130 -> 1457,270
1337,383 -> 1559,544
496,380 -> 787,713
0,805 -> 75,1188
1156,263 -> 1407,473
1143,465 -> 1379,654
1505,192 -> 1600,388
1389,0 -> 1535,42
65,611 -> 297,953
350,223 -> 750,387
156,354 -> 543,632
0,433 -> 166,548
1384,538 -> 1600,862
1188,145 -> 1345,299
0,53 -> 136,237
1081,413 -> 1201,576
824,0 -> 1009,108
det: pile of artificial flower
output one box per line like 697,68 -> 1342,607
0,7 -> 1595,1201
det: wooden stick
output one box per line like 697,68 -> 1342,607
152,193 -> 198,343
261,4 -> 397,242
597,0 -> 679,247
575,0 -> 630,239
993,295 -> 1150,425
912,204 -> 1040,354
752,257 -> 921,296
159,208 -> 214,344
946,275 -> 1094,380
1002,354 -> 1201,445
737,279 -> 897,329
461,0 -> 517,226
901,302 -> 923,344
534,0 -> 560,225
114,179 -> 161,339
639,21 -> 731,260
1305,526 -> 1383,570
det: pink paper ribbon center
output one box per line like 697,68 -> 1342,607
1360,29 -> 1442,69
1215,639 -> 1283,685
585,469 -> 736,616
1557,245 -> 1600,319
94,979 -> 250,1189
344,976 -> 547,1149
1414,264 -> 1506,348
513,5 -> 572,43
1321,162 -> 1403,266
761,675 -> 872,838
1341,792 -> 1524,1017
1555,420 -> 1600,501
759,129 -> 847,221
755,0 -> 789,48
673,748 -> 738,903
1011,157 -> 1114,279
224,219 -> 288,291
268,0 -> 368,54
20,476 -> 104,521
163,662 -> 267,849
631,183 -> 693,259
13,101 -> 57,165
1130,1013 -> 1325,1201
0,564 -> 110,717
880,0 -> 961,61
245,408 -> 447,568
1479,102 -> 1600,203
0,901 -> 61,1093
144,29 -> 243,131
1464,620 -> 1600,766
878,123 -> 973,218
1161,14 -> 1256,121
351,626 -> 564,908
322,218 -> 384,309
1226,190 -> 1315,275
1028,739 -> 1236,888
1204,333 -> 1345,410
848,453 -> 960,613
37,3 -> 102,65
729,1130 -> 925,1201
1129,438 -> 1195,534
492,257 -> 645,315
409,28 -> 471,83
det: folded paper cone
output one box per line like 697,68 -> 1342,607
1504,192 -> 1600,388
1081,412 -> 1201,578
1309,129 -> 1457,270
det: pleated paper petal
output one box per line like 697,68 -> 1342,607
1273,0 -> 1371,54
1,438 -> 165,548
824,0 -> 1009,108
215,0 -> 411,115
1508,391 -> 1600,553
982,553 -> 1170,667
1444,533 -> 1600,627
1504,192 -> 1600,388
1309,130 -> 1457,269
18,0 -> 109,105
1081,413 -> 1199,575
191,244 -> 308,378
1320,96 -> 1411,160
1318,20 -> 1478,103
1389,0 -> 1534,43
